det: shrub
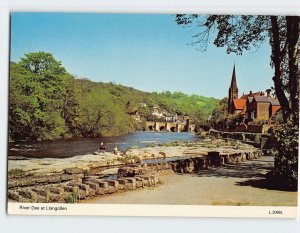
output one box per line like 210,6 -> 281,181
8,168 -> 26,177
254,134 -> 261,143
269,116 -> 299,191
66,190 -> 79,203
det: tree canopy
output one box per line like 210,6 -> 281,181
176,15 -> 299,123
176,14 -> 299,190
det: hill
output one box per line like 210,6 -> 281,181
9,52 -> 219,141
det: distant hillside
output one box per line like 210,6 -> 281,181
145,91 -> 219,117
78,80 -> 219,117
78,78 -> 151,108
9,51 -> 219,141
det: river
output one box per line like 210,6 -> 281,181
8,132 -> 199,159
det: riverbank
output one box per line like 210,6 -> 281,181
8,139 -> 267,204
82,156 -> 298,206
8,138 -> 257,176
8,132 -> 199,159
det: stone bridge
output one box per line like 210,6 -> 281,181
145,121 -> 192,132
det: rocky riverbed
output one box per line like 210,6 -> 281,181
8,138 -> 257,176
7,138 -> 266,203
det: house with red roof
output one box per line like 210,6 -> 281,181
227,65 -> 281,121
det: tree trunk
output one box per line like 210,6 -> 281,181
270,16 -> 291,122
286,16 -> 300,123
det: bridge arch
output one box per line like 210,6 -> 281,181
170,126 -> 176,132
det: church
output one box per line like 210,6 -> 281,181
227,65 -> 281,121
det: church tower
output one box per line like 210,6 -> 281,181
228,64 -> 238,113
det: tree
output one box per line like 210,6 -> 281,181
138,105 -> 151,118
20,51 -> 66,76
9,62 -> 36,140
146,97 -> 156,108
62,77 -> 83,136
269,116 -> 298,190
176,15 -> 299,190
176,15 -> 299,122
190,108 -> 207,129
80,89 -> 132,137
210,97 -> 228,129
9,52 -> 69,140
125,100 -> 138,114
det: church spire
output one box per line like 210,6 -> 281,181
228,64 -> 239,113
230,64 -> 237,90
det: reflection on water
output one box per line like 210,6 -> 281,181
8,132 -> 199,159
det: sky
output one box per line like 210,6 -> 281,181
10,13 -> 274,99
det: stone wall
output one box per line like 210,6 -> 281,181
118,150 -> 263,176
247,124 -> 263,133
8,168 -> 160,203
210,129 -> 257,141
8,149 -> 263,203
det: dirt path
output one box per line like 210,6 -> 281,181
83,156 -> 297,206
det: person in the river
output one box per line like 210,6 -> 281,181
113,145 -> 119,155
99,142 -> 106,153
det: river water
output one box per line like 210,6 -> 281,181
8,132 -> 199,159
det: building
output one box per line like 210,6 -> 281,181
165,113 -> 177,122
246,94 -> 281,121
228,65 -> 239,114
227,65 -> 281,121
151,105 -> 164,118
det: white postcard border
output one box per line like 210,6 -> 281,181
7,203 -> 297,218
1,0 -> 300,226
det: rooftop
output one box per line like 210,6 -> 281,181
253,96 -> 280,105
240,92 -> 261,99
233,99 -> 247,110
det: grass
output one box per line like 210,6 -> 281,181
8,168 -> 26,177
255,133 -> 261,143
212,200 -> 250,206
66,190 -> 80,203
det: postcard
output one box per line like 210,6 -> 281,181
7,12 -> 299,218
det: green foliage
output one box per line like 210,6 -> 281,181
80,89 -> 133,137
9,52 -> 68,140
176,15 -> 270,55
210,97 -> 228,124
66,190 -> 80,203
8,52 -> 145,141
175,15 -> 299,122
271,110 -> 284,124
62,76 -> 83,136
138,105 -> 151,118
254,134 -> 261,143
146,91 -> 218,118
20,51 -> 66,75
190,109 -> 206,125
269,115 -> 299,190
9,51 -> 219,141
8,168 -> 26,177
